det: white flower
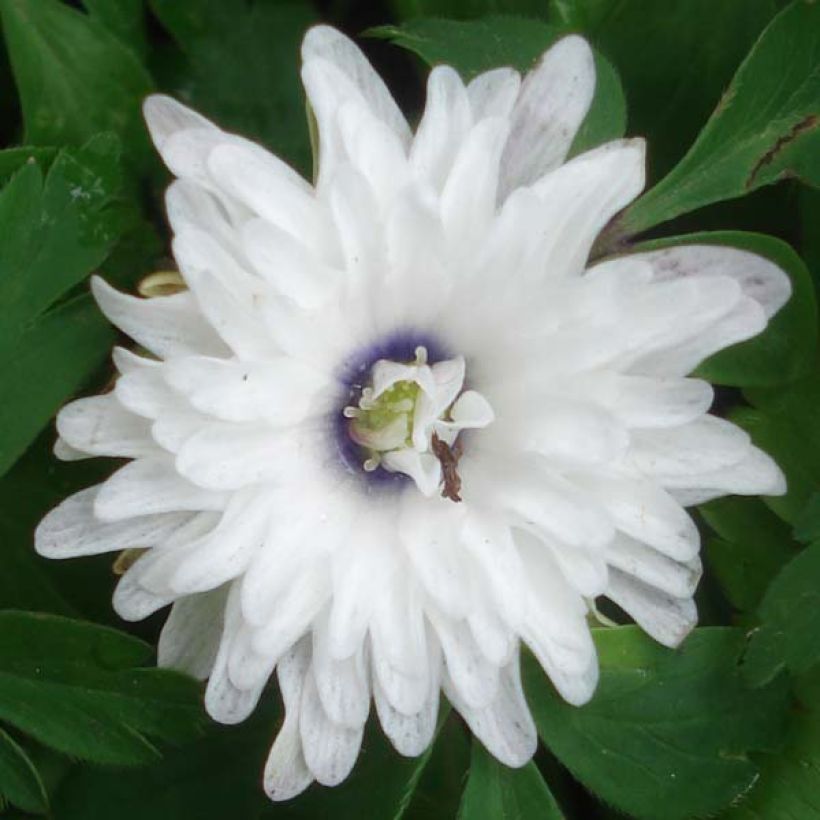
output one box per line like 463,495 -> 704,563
36,25 -> 789,800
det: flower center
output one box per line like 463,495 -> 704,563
342,346 -> 494,500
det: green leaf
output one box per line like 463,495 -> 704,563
150,0 -> 315,174
0,147 -> 58,184
700,497 -> 798,611
629,231 -> 817,386
0,728 -> 49,815
389,0 -> 545,20
794,493 -> 820,544
370,16 -> 625,154
0,137 -> 125,477
0,294 -> 114,481
733,374 -> 820,524
549,0 -> 779,179
0,0 -> 153,167
0,611 -> 203,767
55,700 -> 462,820
458,740 -> 564,820
726,671 -> 820,820
82,0 -> 148,61
523,627 -> 789,820
743,541 -> 820,686
0,430 -> 117,624
617,0 -> 820,236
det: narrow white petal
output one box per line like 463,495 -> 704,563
264,638 -> 314,801
524,139 -> 646,279
373,642 -> 440,757
467,68 -> 521,121
635,244 -> 792,319
112,562 -> 175,621
158,586 -> 229,679
431,613 -> 499,710
444,651 -> 537,768
399,495 -> 470,618
207,144 -> 327,253
205,584 -> 273,724
369,569 -> 429,715
35,486 -> 192,559
163,355 -> 330,426
241,218 -> 337,309
94,458 -> 227,521
628,416 -> 750,479
410,66 -> 473,191
631,296 -> 767,377
299,664 -> 365,786
302,25 -> 410,144
606,569 -> 697,648
499,35 -> 595,197
91,277 -> 229,359
312,617 -> 370,728
605,533 -> 702,599
143,94 -> 215,152
441,117 -> 510,249
580,475 -> 699,561
57,395 -> 155,459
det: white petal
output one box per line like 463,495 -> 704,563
411,66 -> 473,191
605,533 -> 702,599
635,244 -> 792,319
430,612 -> 499,710
399,495 -> 470,617
441,117 -> 510,249
628,416 -> 750,479
207,144 -> 327,253
143,94 -> 215,153
302,25 -> 410,144
56,395 -> 155,459
513,402 -> 628,467
560,373 -> 714,429
158,586 -> 229,679
580,475 -> 699,561
337,99 -> 410,208
459,512 -> 525,627
251,564 -> 330,659
467,68 -> 521,121
524,139 -> 646,279
174,423 -> 294,491
241,218 -> 337,309
312,616 -> 370,728
163,355 -> 330,426
499,35 -> 595,197
205,585 -> 274,725
631,296 -> 766,377
112,562 -> 175,621
517,534 -> 598,705
369,569 -> 429,715
265,638 -> 314,801
494,462 -> 614,552
660,445 -> 786,497
444,651 -> 537,768
373,642 -> 440,757
94,458 -> 227,521
299,664 -> 364,786
165,179 -> 238,246
326,517 -> 393,659
164,489 -> 272,594
171,236 -> 277,360
606,569 -> 697,648
91,277 -> 229,359
35,486 -> 192,558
